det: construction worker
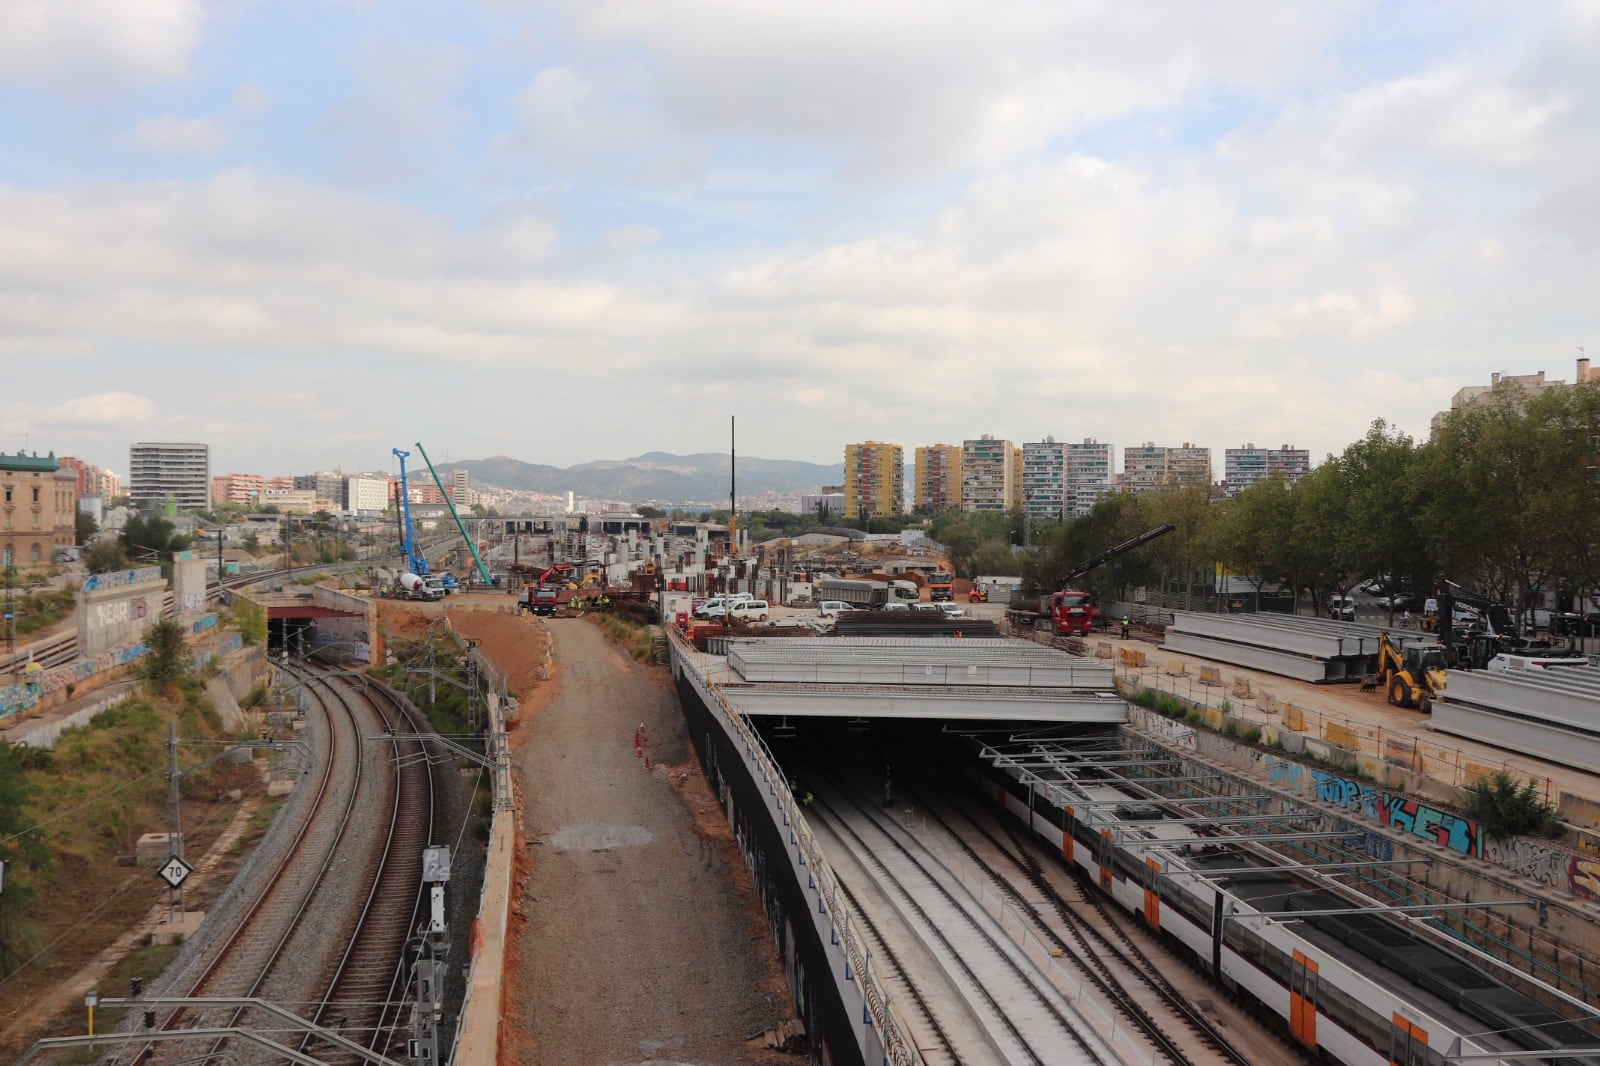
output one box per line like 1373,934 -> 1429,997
1121,615 -> 1131,640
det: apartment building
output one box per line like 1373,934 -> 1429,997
800,489 -> 846,518
961,435 -> 1017,512
843,441 -> 904,518
1223,444 -> 1312,496
294,471 -> 345,508
1021,438 -> 1066,522
1065,439 -> 1115,518
1430,356 -> 1600,438
1121,443 -> 1169,495
450,467 -> 476,509
1168,443 -> 1212,488
1122,442 -> 1211,495
345,474 -> 391,515
129,442 -> 210,511
213,473 -> 266,506
913,444 -> 962,514
2,451 -> 78,566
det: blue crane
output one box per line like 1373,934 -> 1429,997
393,447 -> 429,577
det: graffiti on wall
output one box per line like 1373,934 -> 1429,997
82,567 -> 162,592
1571,856 -> 1600,904
1310,768 -> 1379,820
1380,795 -> 1482,859
1145,714 -> 1197,751
1483,836 -> 1569,889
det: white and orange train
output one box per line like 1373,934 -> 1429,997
961,740 -> 1600,1066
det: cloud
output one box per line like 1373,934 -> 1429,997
3,391 -> 157,429
124,115 -> 224,157
0,0 -> 205,96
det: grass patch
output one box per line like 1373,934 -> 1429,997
587,613 -> 661,662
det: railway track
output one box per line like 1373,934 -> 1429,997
813,773 -> 1115,1066
926,791 -> 1256,1066
125,663 -> 441,1062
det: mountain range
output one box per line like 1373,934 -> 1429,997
435,452 -> 844,505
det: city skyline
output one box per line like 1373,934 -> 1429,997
3,4 -> 1595,474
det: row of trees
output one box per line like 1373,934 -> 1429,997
936,382 -> 1600,619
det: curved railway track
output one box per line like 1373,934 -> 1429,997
128,662 -> 442,1063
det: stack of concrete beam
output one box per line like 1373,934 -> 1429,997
725,636 -> 1114,690
1162,612 -> 1437,683
1435,665 -> 1600,772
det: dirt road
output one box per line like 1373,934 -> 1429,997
503,618 -> 792,1065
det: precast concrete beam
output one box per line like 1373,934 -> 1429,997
1162,631 -> 1343,683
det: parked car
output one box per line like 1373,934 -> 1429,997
882,602 -> 910,612
817,601 -> 855,617
696,597 -> 756,620
728,599 -> 770,622
937,603 -> 965,618
911,602 -> 942,613
1376,594 -> 1413,610
1327,595 -> 1357,620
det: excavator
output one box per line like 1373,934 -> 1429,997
1376,632 -> 1448,710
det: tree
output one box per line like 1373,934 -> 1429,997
74,510 -> 98,546
120,514 -> 192,570
636,505 -> 666,519
142,618 -> 190,687
86,541 -> 129,573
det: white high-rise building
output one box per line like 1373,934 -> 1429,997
129,442 -> 210,511
1065,439 -> 1114,517
345,474 -> 391,515
1021,438 -> 1066,521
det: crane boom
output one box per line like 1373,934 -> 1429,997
415,441 -> 494,587
393,447 -> 429,576
1058,524 -> 1176,588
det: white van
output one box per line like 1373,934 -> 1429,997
727,599 -> 770,622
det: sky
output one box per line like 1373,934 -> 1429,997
3,1 -> 1598,482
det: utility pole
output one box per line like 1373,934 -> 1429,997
728,415 -> 737,559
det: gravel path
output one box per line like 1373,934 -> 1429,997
502,619 -> 793,1065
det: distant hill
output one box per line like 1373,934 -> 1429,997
436,452 -> 843,505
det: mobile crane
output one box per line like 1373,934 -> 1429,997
390,447 -> 439,599
1006,524 -> 1176,635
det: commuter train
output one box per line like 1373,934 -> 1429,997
960,739 -> 1600,1066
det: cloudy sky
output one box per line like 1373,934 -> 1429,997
3,1 -> 1597,482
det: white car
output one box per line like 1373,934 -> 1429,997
936,603 -> 965,618
910,602 -> 942,613
695,596 -> 753,620
817,600 -> 855,617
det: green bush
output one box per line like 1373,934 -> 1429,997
1465,772 -> 1564,841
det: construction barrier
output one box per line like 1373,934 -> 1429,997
1326,720 -> 1360,749
1198,665 -> 1222,687
1118,647 -> 1148,669
1231,677 -> 1253,701
1164,659 -> 1187,677
1095,641 -> 1114,660
1283,704 -> 1307,732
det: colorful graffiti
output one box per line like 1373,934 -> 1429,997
1310,768 -> 1379,820
1380,795 -> 1482,858
82,567 -> 162,592
1570,856 -> 1600,904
